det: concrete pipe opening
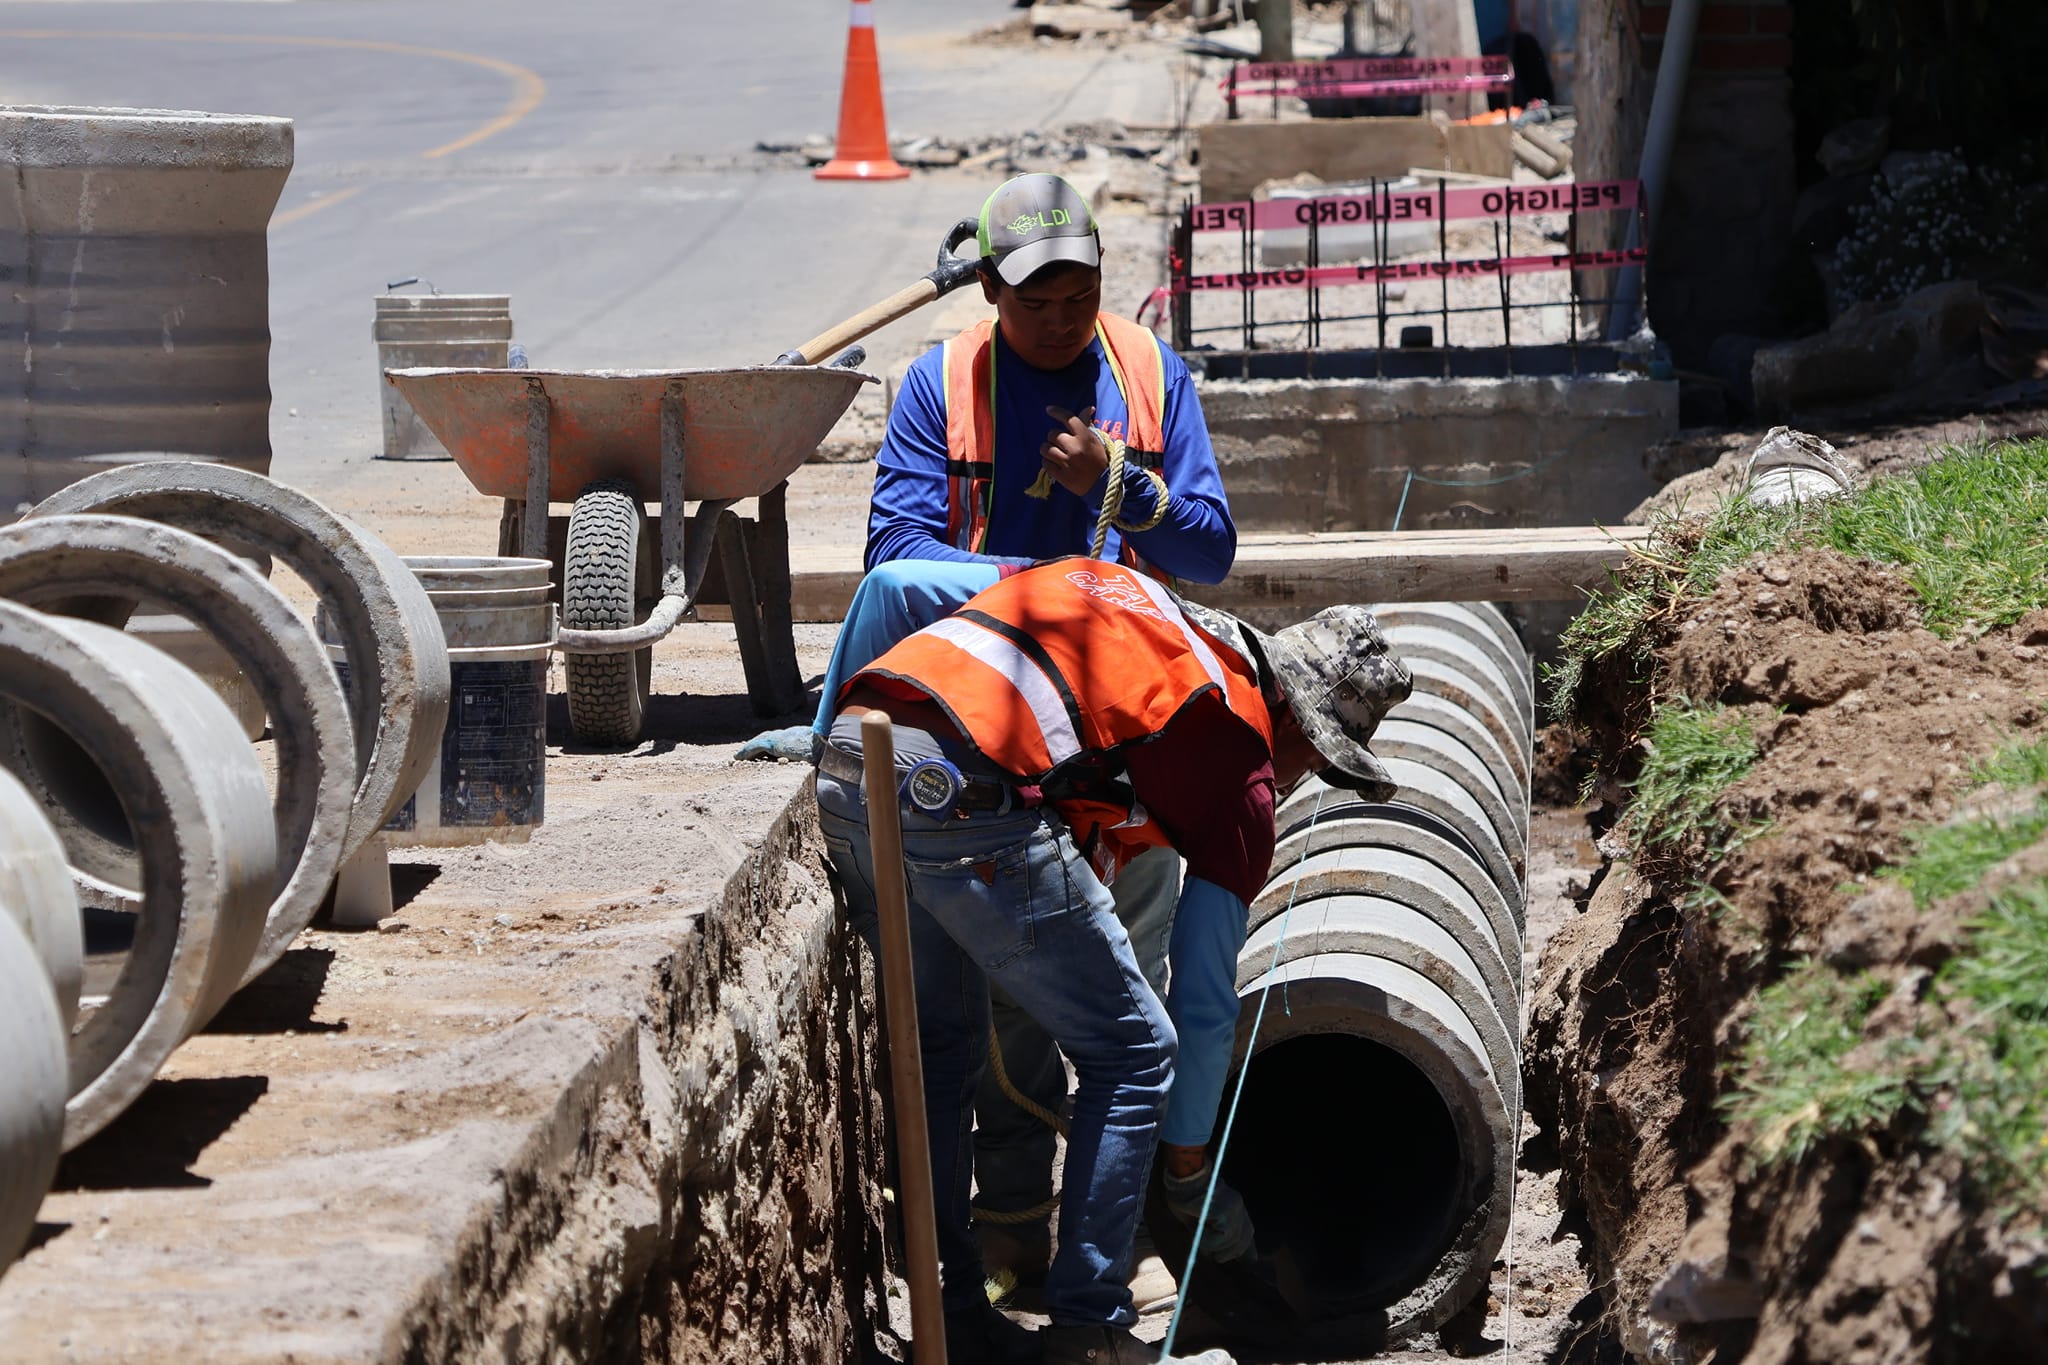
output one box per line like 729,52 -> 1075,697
1148,958 -> 1513,1352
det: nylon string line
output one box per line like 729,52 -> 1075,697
1161,781 -> 1326,1359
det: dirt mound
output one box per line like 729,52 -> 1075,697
1529,476 -> 2048,1360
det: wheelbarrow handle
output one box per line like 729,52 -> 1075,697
775,219 -> 983,367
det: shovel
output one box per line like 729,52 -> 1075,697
772,219 -> 982,368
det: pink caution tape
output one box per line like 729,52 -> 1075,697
1189,181 -> 1645,234
1177,246 -> 1648,295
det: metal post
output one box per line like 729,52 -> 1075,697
860,711 -> 948,1365
658,384 -> 690,600
1257,0 -> 1293,62
522,378 -> 551,562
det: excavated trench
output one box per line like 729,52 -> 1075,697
1523,436 -> 2048,1364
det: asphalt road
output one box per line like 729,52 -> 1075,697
0,0 -> 1172,497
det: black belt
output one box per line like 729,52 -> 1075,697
815,742 -> 1023,815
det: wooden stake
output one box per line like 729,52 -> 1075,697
860,710 -> 948,1365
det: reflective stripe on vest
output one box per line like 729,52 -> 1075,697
852,561 -> 1270,787
940,313 -> 1169,557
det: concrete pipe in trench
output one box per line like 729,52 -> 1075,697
0,601 -> 276,1148
1150,602 -> 1533,1350
0,514 -> 355,985
31,462 -> 449,856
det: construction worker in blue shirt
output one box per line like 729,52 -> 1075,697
749,173 -> 1238,1352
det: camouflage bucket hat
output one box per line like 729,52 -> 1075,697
1262,605 -> 1411,800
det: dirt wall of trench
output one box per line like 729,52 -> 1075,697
1527,540 -> 2048,1362
390,784 -> 898,1364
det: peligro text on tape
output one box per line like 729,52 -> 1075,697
1231,74 -> 1511,101
1180,247 -> 1648,293
1235,54 -> 1509,83
1188,181 -> 1643,234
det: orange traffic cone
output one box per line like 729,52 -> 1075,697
816,0 -> 910,181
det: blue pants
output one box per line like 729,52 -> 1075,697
811,560 -> 1000,737
817,772 -> 1175,1330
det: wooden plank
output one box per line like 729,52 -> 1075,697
776,525 -> 1653,626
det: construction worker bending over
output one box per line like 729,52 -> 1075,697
813,560 -> 1410,1365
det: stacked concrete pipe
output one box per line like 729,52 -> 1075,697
0,514 -> 356,985
0,769 -> 76,1279
32,461 -> 451,857
1154,601 -> 1533,1352
0,600 -> 276,1148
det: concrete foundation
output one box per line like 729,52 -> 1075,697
1196,372 -> 1678,534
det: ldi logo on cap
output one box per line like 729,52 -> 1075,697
1008,209 -> 1074,235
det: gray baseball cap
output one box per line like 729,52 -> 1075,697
976,173 -> 1102,286
1262,605 -> 1411,800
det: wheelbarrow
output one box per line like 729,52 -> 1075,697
386,221 -> 981,746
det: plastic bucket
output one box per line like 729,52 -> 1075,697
323,556 -> 553,845
374,296 -> 513,460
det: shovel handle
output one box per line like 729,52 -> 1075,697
777,219 -> 981,367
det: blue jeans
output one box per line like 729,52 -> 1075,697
811,560 -> 1001,738
974,845 -> 1179,1219
816,771 -> 1175,1330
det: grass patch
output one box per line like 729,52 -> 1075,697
1884,734 -> 2048,906
1934,881 -> 2048,1200
1627,701 -> 1767,850
1550,437 -> 2048,721
1726,966 -> 1911,1170
1729,738 -> 2048,1201
1817,440 -> 2048,636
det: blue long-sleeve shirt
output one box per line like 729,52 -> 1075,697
864,326 -> 1237,584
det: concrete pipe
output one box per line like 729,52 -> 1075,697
0,766 -> 82,1030
1373,716 -> 1527,851
1257,805 -> 1522,1000
0,106 -> 293,517
0,514 -> 355,986
31,462 -> 449,856
1161,953 -> 1517,1351
0,601 -> 276,1148
1273,799 -> 1523,941
1377,621 -> 1533,757
1370,603 -> 1534,736
1281,766 -> 1522,910
1379,688 -> 1530,810
0,910 -> 67,1280
1395,656 -> 1530,792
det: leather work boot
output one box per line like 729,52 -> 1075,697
944,1300 -> 1038,1365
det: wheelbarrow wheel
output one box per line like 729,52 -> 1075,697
563,480 -> 652,746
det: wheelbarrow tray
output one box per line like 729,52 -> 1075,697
386,365 -> 875,504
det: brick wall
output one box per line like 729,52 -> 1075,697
1578,0 -> 1799,368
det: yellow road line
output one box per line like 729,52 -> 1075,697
0,29 -> 549,223
269,184 -> 365,227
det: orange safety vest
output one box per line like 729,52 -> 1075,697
851,560 -> 1272,881
940,312 -> 1170,567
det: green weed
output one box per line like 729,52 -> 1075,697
1884,734 -> 2048,906
1726,965 -> 1912,1170
1628,702 -> 1767,851
1930,880 -> 2048,1201
1550,437 -> 2048,722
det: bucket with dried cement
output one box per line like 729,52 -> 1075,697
373,296 -> 513,459
323,556 -> 553,845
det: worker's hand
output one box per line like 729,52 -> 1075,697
1041,405 -> 1111,499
